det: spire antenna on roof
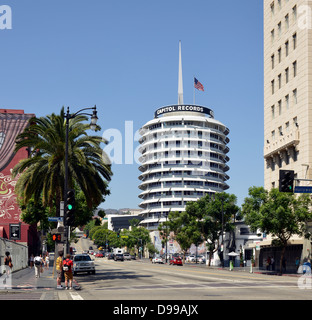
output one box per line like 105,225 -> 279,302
178,40 -> 184,105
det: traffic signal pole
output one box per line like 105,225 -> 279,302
64,107 -> 70,255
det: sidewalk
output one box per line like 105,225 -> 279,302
3,265 -> 56,292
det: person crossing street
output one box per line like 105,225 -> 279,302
63,254 -> 74,290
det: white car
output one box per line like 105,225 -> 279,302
123,253 -> 132,260
73,254 -> 95,275
186,255 -> 195,262
152,256 -> 164,264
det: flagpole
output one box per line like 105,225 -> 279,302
193,76 -> 195,105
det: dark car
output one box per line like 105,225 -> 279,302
169,257 -> 183,266
114,254 -> 124,261
107,253 -> 114,260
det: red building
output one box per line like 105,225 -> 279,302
0,109 -> 39,254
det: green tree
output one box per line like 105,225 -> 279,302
200,193 -> 240,266
12,107 -> 112,222
242,187 -> 312,273
161,210 -> 198,263
167,193 -> 240,266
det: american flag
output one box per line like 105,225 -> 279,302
194,78 -> 204,91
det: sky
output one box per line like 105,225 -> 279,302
0,0 -> 264,210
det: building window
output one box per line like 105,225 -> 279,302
292,5 -> 297,23
285,67 -> 289,83
279,126 -> 283,136
278,22 -> 282,38
271,1 -> 275,17
278,74 -> 282,89
285,151 -> 290,165
285,14 -> 289,30
285,121 -> 290,132
293,33 -> 297,49
285,41 -> 289,57
271,29 -> 275,44
278,100 -> 282,115
272,130 -> 275,140
271,54 -> 275,69
271,80 -> 275,94
285,94 -> 289,109
293,61 -> 297,77
278,47 -> 282,63
271,105 -> 275,119
293,89 -> 297,104
293,116 -> 298,128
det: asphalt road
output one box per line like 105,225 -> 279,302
71,238 -> 312,301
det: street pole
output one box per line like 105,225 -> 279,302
64,107 -> 70,255
63,105 -> 98,256
221,195 -> 224,268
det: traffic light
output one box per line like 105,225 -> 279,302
279,170 -> 294,193
52,233 -> 62,242
65,189 -> 75,226
117,229 -> 120,238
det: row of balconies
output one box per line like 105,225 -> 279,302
140,142 -> 230,157
141,120 -> 227,134
140,132 -> 227,146
139,161 -> 230,173
139,151 -> 229,165
138,179 -> 228,191
139,130 -> 230,146
139,171 -> 223,181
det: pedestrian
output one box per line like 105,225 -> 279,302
63,254 -> 73,290
45,252 -> 49,269
56,251 -> 64,289
29,254 -> 34,268
4,251 -> 13,277
34,254 -> 43,278
295,257 -> 300,272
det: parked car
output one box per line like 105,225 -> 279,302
123,253 -> 132,260
95,252 -> 104,258
114,253 -> 124,261
169,257 -> 183,266
107,253 -> 114,260
73,254 -> 95,275
186,255 -> 195,262
152,256 -> 164,264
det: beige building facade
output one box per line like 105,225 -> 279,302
264,0 -> 312,263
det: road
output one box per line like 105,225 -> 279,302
71,238 -> 312,300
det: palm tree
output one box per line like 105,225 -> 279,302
12,107 -> 112,214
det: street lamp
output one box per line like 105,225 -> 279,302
63,105 -> 98,254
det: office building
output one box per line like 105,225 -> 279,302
138,42 -> 230,230
263,0 -> 312,263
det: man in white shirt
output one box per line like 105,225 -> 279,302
34,254 -> 42,278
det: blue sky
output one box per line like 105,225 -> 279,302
0,0 -> 264,210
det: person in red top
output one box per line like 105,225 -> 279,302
63,254 -> 74,290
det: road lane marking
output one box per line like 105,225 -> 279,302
70,291 -> 84,300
